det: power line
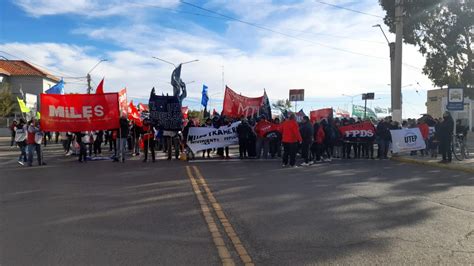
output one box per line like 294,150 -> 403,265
314,1 -> 384,19
178,1 -> 422,70
179,1 -> 388,60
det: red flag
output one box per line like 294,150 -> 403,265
40,93 -> 119,132
128,101 -> 142,126
310,108 -> 333,123
118,88 -> 127,117
339,122 -> 376,141
138,103 -> 149,112
95,78 -> 104,94
222,86 -> 264,118
181,106 -> 189,119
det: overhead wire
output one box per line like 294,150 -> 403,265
178,1 -> 422,70
314,1 -> 385,19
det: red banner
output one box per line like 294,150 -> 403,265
40,93 -> 119,132
138,103 -> 149,112
128,101 -> 143,127
222,86 -> 264,118
310,108 -> 333,123
255,121 -> 280,138
339,122 -> 376,141
118,88 -> 127,117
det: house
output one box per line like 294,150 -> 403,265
0,60 -> 60,99
426,88 -> 473,131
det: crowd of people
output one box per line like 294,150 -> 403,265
8,110 -> 464,167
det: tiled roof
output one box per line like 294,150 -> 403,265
0,60 -> 60,81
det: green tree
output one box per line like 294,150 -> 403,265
379,0 -> 473,96
272,99 -> 292,113
0,83 -> 16,117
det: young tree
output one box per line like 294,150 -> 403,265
272,99 -> 292,113
0,83 -> 16,117
379,0 -> 473,96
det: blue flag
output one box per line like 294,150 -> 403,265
45,79 -> 64,94
201,84 -> 209,108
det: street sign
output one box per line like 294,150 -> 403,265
289,89 -> 304,101
446,87 -> 464,111
362,93 -> 375,100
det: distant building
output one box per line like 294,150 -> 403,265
426,88 -> 473,131
0,60 -> 60,98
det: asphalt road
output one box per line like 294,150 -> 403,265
1,141 -> 473,265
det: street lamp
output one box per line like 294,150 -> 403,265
87,59 -> 107,94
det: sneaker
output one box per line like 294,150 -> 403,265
300,162 -> 309,167
326,158 -> 332,162
17,161 -> 24,166
291,165 -> 299,168
282,164 -> 287,168
309,161 -> 314,165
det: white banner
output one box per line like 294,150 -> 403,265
187,122 -> 240,153
390,128 -> 426,153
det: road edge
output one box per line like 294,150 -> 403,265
391,156 -> 474,174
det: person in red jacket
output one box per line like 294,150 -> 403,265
280,114 -> 302,167
418,119 -> 430,156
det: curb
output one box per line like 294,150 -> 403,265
391,156 -> 474,174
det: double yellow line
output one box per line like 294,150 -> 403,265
186,166 -> 254,266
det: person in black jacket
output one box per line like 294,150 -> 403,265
237,118 -> 251,159
299,116 -> 313,166
376,117 -> 391,159
438,111 -> 454,163
115,117 -> 129,162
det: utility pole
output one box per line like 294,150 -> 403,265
393,0 -> 404,122
87,73 -> 91,94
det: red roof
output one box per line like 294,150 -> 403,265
0,60 -> 60,82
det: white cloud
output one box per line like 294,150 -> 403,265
5,0 -> 435,118
14,0 -> 179,17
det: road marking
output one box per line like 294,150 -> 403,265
192,166 -> 255,266
185,166 -> 235,266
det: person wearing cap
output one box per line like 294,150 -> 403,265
438,111 -> 454,163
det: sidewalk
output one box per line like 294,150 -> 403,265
391,134 -> 474,173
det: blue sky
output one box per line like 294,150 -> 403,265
0,0 -> 432,118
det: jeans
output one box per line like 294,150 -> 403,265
143,139 -> 155,162
301,142 -> 311,164
18,142 -> 27,162
282,142 -> 298,166
239,139 -> 248,158
27,144 -> 42,166
117,138 -> 127,161
377,139 -> 390,158
78,142 -> 87,162
256,137 -> 270,159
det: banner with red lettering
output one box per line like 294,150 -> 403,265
40,93 -> 119,132
310,108 -> 333,123
255,121 -> 280,138
222,86 -> 264,118
339,122 -> 376,142
118,88 -> 127,117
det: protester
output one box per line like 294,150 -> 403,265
27,119 -> 45,166
438,111 -> 454,163
93,130 -> 104,156
312,121 -> 325,162
281,114 -> 302,167
10,120 -> 17,147
269,118 -> 282,158
75,131 -> 86,163
322,119 -> 337,162
247,117 -> 257,158
237,118 -> 252,159
182,120 -> 195,160
141,119 -> 156,162
376,117 -> 391,159
115,116 -> 129,162
299,116 -> 313,166
255,115 -> 271,159
202,118 -> 213,158
15,119 -> 27,165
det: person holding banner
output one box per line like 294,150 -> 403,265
255,115 -> 271,159
376,117 -> 392,159
281,114 -> 302,167
237,118 -> 252,159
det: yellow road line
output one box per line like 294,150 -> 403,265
185,166 -> 235,266
193,166 -> 255,266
